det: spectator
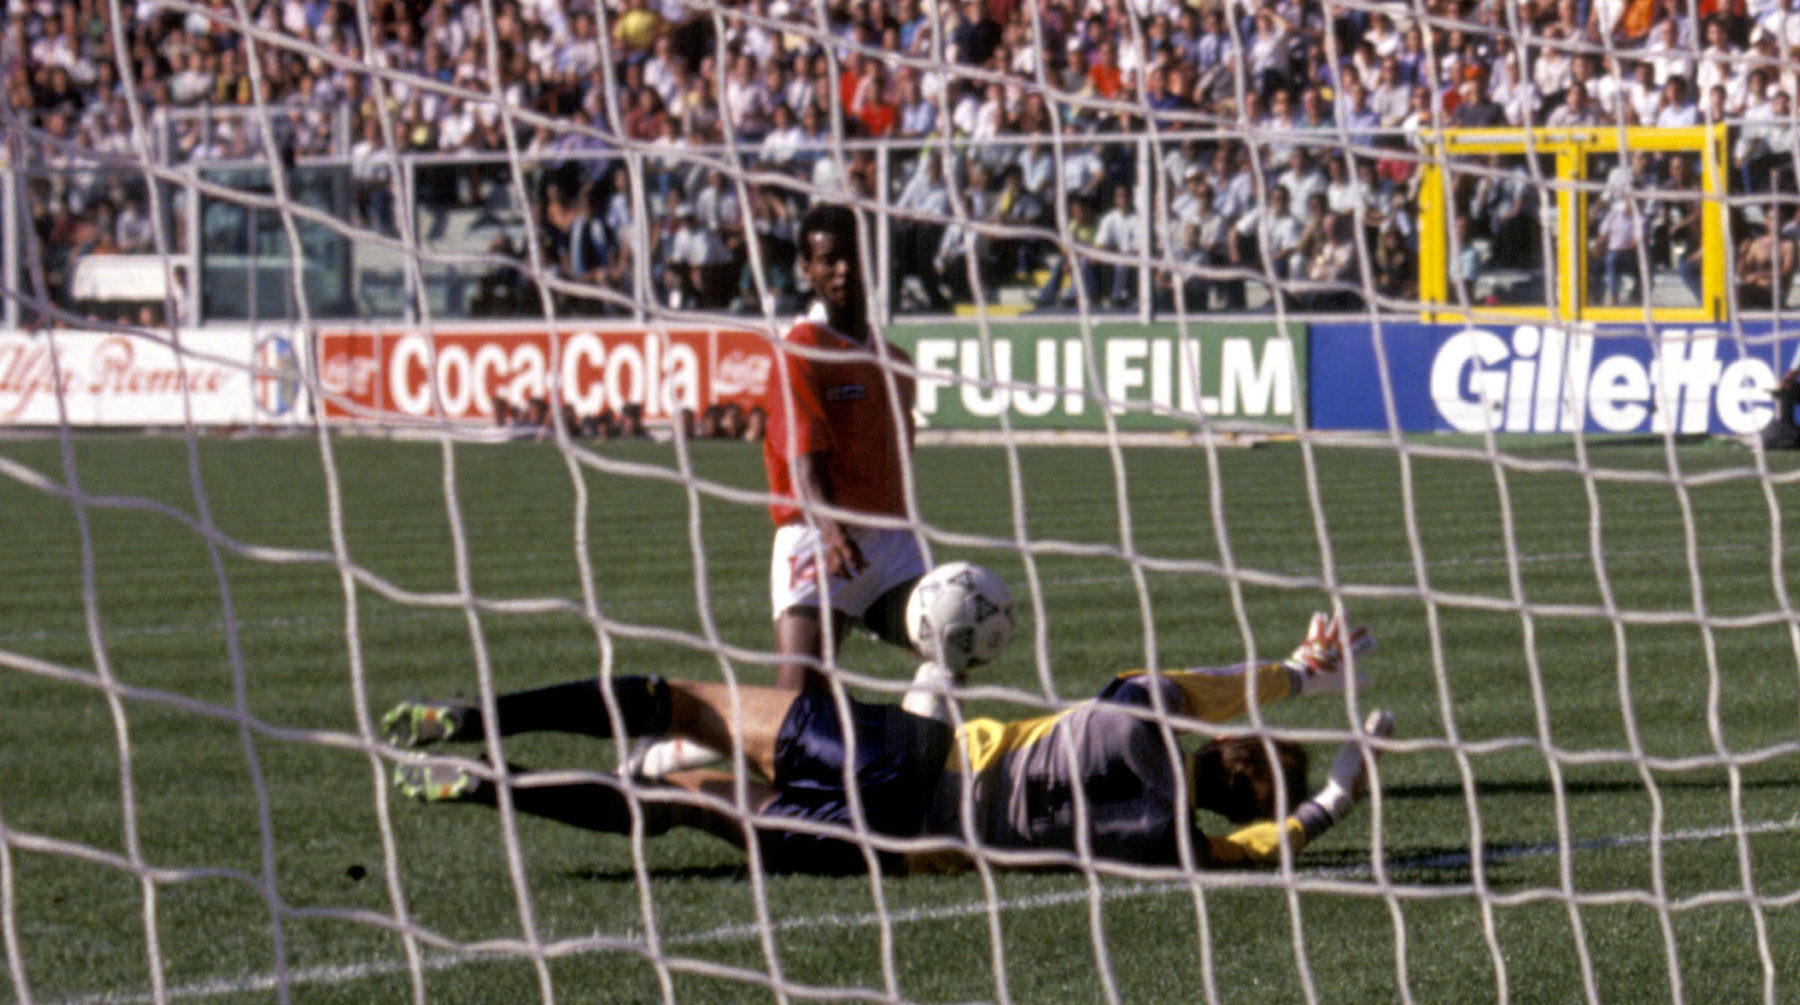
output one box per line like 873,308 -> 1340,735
1303,212 -> 1363,311
1449,68 -> 1506,127
1193,180 -> 1235,302
1234,184 -> 1303,294
1625,59 -> 1664,125
894,65 -> 937,140
1170,166 -> 1208,234
1643,19 -> 1693,87
758,102 -> 807,173
1260,88 -> 1299,165
1739,90 -> 1796,193
951,0 -> 1004,67
1589,198 -> 1645,306
1367,11 -> 1404,61
114,194 -> 155,254
1016,139 -> 1055,205
1246,7 -> 1295,98
1729,67 -> 1771,118
1277,148 -> 1328,215
348,118 -> 396,235
1212,143 -> 1255,224
1738,225 -> 1798,311
1034,197 -> 1098,307
1322,156 -> 1360,218
1529,24 -> 1575,106
1372,58 -> 1413,127
1337,78 -> 1382,149
850,59 -> 898,138
1694,17 -> 1739,99
695,168 -> 746,270
1546,78 -> 1601,125
724,52 -> 776,141
1157,217 -> 1212,313
891,153 -> 954,312
1092,183 -> 1141,308
742,184 -> 801,312
668,201 -> 736,309
1489,52 -> 1540,125
1375,224 -> 1417,302
935,160 -> 998,303
567,186 -> 631,317
1654,74 -> 1700,126
625,85 -> 671,143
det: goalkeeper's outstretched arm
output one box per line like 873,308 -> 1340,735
1205,709 -> 1395,866
1113,611 -> 1375,723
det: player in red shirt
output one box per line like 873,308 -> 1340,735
627,204 -> 929,779
763,203 -> 926,692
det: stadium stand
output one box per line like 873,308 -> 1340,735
11,0 -> 1800,322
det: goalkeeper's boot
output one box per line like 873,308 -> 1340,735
393,757 -> 487,803
383,699 -> 476,748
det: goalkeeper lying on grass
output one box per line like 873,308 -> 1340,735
383,612 -> 1391,875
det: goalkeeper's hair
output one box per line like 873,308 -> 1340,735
798,202 -> 860,260
1194,737 -> 1309,824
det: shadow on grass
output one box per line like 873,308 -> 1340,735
1304,842 -> 1600,887
568,863 -> 749,882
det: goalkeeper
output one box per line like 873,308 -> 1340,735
384,613 -> 1391,875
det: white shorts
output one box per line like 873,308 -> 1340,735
770,523 -> 927,620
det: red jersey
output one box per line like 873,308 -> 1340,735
762,308 -> 915,527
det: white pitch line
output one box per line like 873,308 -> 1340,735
43,814 -> 1800,1005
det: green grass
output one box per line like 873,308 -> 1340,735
3,433 -> 1800,1003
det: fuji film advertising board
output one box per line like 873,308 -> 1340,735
316,326 -> 775,422
0,327 -> 304,426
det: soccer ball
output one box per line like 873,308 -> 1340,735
905,562 -> 1016,673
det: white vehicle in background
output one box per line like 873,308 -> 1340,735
67,254 -> 191,327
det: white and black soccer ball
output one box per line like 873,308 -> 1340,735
905,562 -> 1016,673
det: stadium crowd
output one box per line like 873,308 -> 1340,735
491,393 -> 766,443
12,0 -> 1800,318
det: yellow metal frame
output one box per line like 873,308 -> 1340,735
1418,126 -> 1729,324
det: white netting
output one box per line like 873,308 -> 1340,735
6,0 -> 1800,1002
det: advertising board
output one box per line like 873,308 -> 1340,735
316,322 -> 1301,433
891,321 -> 1301,430
0,327 -> 305,426
1310,322 -> 1798,435
315,326 -> 775,422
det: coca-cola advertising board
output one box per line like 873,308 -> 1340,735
0,327 -> 305,426
317,326 -> 775,423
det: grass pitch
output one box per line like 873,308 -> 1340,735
3,432 -> 1799,1004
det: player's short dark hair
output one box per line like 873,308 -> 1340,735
798,203 -> 860,261
1193,736 -> 1309,824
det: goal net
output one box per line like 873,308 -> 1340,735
5,0 -> 1800,1000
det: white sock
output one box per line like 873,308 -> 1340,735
628,737 -> 723,779
901,661 -> 959,724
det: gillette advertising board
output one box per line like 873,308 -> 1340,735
1310,322 -> 1797,435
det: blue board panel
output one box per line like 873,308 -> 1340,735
1310,322 -> 1798,434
